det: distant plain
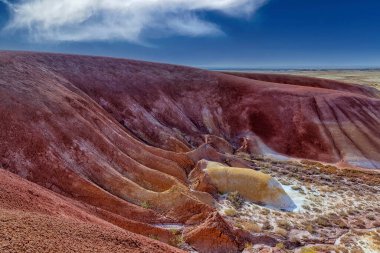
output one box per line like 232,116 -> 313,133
278,70 -> 380,91
219,69 -> 380,91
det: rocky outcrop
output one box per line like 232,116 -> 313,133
184,212 -> 242,253
190,160 -> 296,210
183,211 -> 280,253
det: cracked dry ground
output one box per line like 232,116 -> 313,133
218,157 -> 380,253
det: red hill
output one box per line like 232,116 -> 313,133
0,51 -> 379,252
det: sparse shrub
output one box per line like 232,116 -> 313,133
279,179 -> 292,185
286,212 -> 296,218
242,221 -> 262,233
300,160 -> 323,168
293,222 -> 304,230
260,208 -> 270,215
305,224 -> 315,234
371,232 -> 380,243
170,228 -> 179,235
334,219 -> 348,229
252,154 -> 266,161
236,152 -> 251,160
274,227 -> 288,237
367,215 -> 376,221
357,204 -> 365,210
291,185 -> 302,191
339,210 -> 348,218
227,191 -> 245,209
275,242 -> 285,249
262,220 -> 273,231
327,212 -> 339,219
277,219 -> 292,230
352,218 -> 366,229
347,208 -> 357,215
170,234 -> 185,247
318,245 -> 349,253
244,242 -> 253,250
224,207 -> 237,216
140,201 -> 150,209
300,247 -> 317,253
315,217 -> 330,227
351,247 -> 365,253
236,223 -> 244,229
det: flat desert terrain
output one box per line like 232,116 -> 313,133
275,70 -> 380,91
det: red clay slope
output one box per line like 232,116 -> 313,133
0,51 -> 379,252
2,51 -> 377,168
0,169 -> 184,253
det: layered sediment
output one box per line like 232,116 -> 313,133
0,51 -> 379,252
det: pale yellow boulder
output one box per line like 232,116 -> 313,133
192,160 -> 296,211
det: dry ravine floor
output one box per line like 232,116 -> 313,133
217,156 -> 380,253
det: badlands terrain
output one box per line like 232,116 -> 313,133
0,51 -> 379,253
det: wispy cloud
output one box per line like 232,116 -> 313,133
2,0 -> 268,43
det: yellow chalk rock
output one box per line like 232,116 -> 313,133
198,160 -> 296,210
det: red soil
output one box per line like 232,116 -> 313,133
0,51 -> 379,252
0,169 -> 183,253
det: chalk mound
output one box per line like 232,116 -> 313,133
190,160 -> 296,210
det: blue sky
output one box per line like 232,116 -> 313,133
1,0 -> 380,69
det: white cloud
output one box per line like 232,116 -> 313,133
3,0 -> 268,43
